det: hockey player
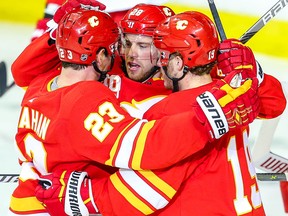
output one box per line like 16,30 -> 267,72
103,3 -> 176,118
136,11 -> 286,215
13,1 -> 285,120
33,11 -> 277,216
10,1 -> 286,214
8,8 -> 260,216
13,3 -> 175,119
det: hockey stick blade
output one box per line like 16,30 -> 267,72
256,172 -> 288,181
0,61 -> 16,97
0,174 -> 19,183
239,0 -> 288,44
0,61 -> 7,97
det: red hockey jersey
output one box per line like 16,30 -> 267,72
88,72 -> 286,215
86,81 -> 266,216
9,65 -> 209,214
10,29 -> 286,216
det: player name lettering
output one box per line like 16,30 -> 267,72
18,106 -> 51,140
68,171 -> 82,216
263,0 -> 288,24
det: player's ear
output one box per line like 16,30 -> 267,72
175,55 -> 184,71
96,48 -> 107,64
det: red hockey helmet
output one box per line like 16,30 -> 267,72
56,9 -> 119,64
153,11 -> 219,68
120,4 -> 175,37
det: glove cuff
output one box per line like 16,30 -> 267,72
64,171 -> 90,216
84,177 -> 99,214
196,91 -> 229,139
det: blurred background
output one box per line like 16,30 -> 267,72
0,0 -> 287,215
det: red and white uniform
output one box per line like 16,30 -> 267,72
104,74 -> 170,118
12,30 -> 285,215
11,26 -> 286,216
88,77 -> 286,215
10,30 -> 173,215
9,68 -> 210,215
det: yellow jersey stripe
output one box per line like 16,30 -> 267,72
139,170 -> 176,199
10,196 -> 45,211
110,173 -> 154,215
59,170 -> 67,202
131,120 -> 156,170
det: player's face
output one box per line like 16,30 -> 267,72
123,34 -> 158,82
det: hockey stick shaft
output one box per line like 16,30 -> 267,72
1,173 -> 286,183
239,0 -> 288,44
207,0 -> 226,41
0,174 -> 19,183
0,61 -> 7,96
256,172 -> 288,181
208,0 -> 288,44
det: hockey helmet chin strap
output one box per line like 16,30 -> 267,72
138,65 -> 160,83
92,55 -> 115,82
162,65 -> 189,92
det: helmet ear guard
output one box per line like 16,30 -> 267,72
56,9 -> 120,65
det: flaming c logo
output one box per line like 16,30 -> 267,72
88,16 -> 99,27
176,20 -> 188,30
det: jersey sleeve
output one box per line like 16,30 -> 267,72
9,162 -> 47,215
66,82 -> 210,170
90,159 -> 195,215
258,73 -> 287,119
11,32 -> 60,88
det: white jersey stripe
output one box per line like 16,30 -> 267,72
115,120 -> 147,168
119,169 -> 169,209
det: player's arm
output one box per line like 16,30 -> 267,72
9,162 -> 47,215
30,0 -> 62,41
9,141 -> 47,215
257,73 -> 286,119
69,79 -> 259,170
11,32 -> 60,88
69,92 -> 209,170
91,158 -> 194,215
36,159 -> 194,215
34,77 -> 260,216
